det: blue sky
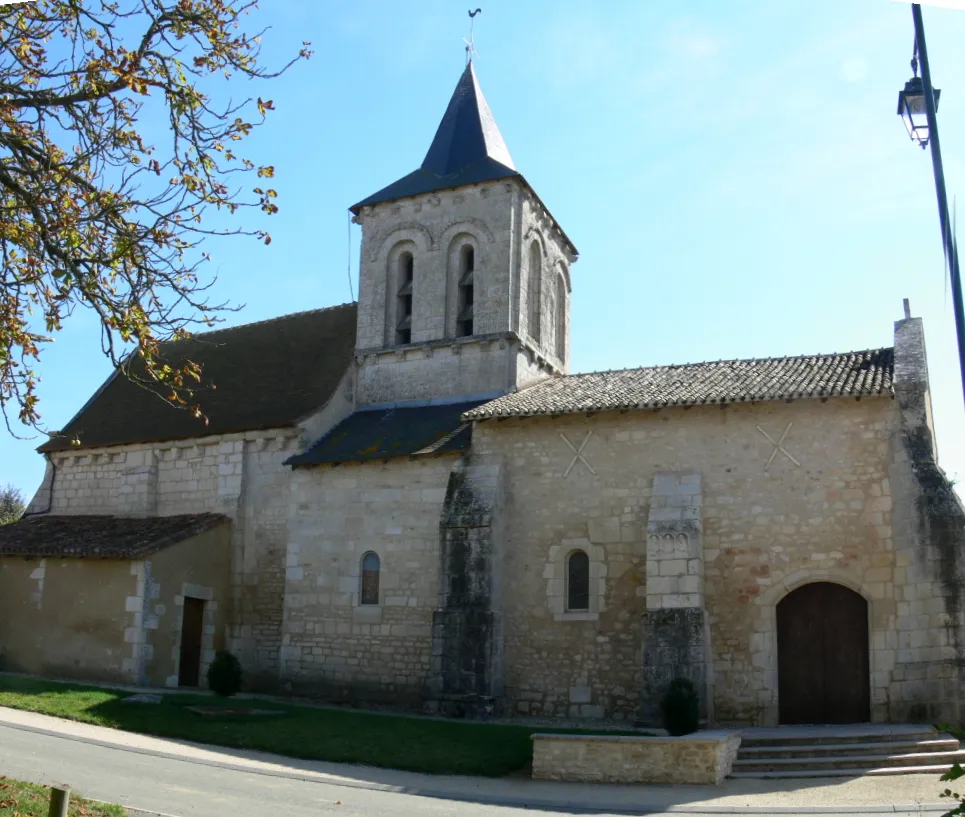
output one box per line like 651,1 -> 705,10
3,0 -> 965,501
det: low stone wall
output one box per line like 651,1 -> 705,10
531,731 -> 742,785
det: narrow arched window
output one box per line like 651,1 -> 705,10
567,550 -> 590,611
360,552 -> 380,606
457,244 -> 474,337
395,253 -> 413,345
556,273 -> 567,362
528,241 -> 541,343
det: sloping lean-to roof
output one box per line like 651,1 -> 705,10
463,348 -> 895,420
0,513 -> 229,559
40,303 -> 358,453
285,399 -> 487,467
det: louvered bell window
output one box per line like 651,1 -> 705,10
457,245 -> 475,337
396,253 -> 414,345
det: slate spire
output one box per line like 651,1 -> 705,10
421,61 -> 515,176
350,62 -> 519,212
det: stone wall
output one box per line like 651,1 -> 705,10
24,428 -> 300,690
280,455 -> 456,704
355,336 -> 520,406
531,732 -> 741,785
469,393 -> 916,724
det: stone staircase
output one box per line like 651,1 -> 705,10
730,725 -> 965,778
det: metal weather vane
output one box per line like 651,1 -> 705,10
465,8 -> 482,65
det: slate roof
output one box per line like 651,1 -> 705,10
0,513 -> 229,559
40,303 -> 358,453
462,348 -> 895,420
351,62 -> 518,213
285,399 -> 487,467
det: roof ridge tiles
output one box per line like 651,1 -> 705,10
552,346 -> 893,382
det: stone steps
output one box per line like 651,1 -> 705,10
739,729 -> 937,748
736,738 -> 960,759
730,764 -> 961,779
731,726 -> 963,778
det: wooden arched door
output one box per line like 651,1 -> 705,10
777,582 -> 870,724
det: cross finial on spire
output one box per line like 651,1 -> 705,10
464,8 -> 481,65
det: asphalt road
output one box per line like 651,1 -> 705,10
0,722 -> 942,817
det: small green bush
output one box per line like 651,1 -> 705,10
207,650 -> 243,697
661,677 -> 700,736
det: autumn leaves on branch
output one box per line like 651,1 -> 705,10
0,0 -> 310,438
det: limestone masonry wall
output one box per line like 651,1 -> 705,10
29,428 -> 300,690
531,732 -> 741,785
470,395 -> 920,724
280,456 -> 457,704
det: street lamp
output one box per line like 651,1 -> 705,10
897,73 -> 940,148
898,4 -> 965,410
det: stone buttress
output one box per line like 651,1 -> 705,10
641,472 -> 711,724
430,454 -> 506,716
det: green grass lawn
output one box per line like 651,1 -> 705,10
0,675 -> 641,777
0,777 -> 125,817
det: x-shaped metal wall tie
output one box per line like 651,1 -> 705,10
756,422 -> 801,471
560,431 -> 597,478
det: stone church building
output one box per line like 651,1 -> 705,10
2,62 -> 964,728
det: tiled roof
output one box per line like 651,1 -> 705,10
40,303 -> 358,453
286,399 -> 487,467
463,348 -> 895,420
0,513 -> 229,559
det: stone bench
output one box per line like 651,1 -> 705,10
531,731 -> 742,785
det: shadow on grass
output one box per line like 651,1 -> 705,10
0,673 -> 637,778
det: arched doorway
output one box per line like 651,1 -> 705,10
777,582 -> 870,724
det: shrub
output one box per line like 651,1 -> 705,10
207,651 -> 243,697
661,678 -> 700,736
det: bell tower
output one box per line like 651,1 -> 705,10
349,62 -> 577,407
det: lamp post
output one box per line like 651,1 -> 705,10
897,4 -> 965,409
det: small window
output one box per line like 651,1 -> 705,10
457,243 -> 475,337
396,253 -> 414,345
360,551 -> 380,606
566,550 -> 590,611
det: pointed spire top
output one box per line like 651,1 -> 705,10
350,61 -> 518,213
421,61 -> 515,176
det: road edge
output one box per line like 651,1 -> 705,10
1,716 -> 952,816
